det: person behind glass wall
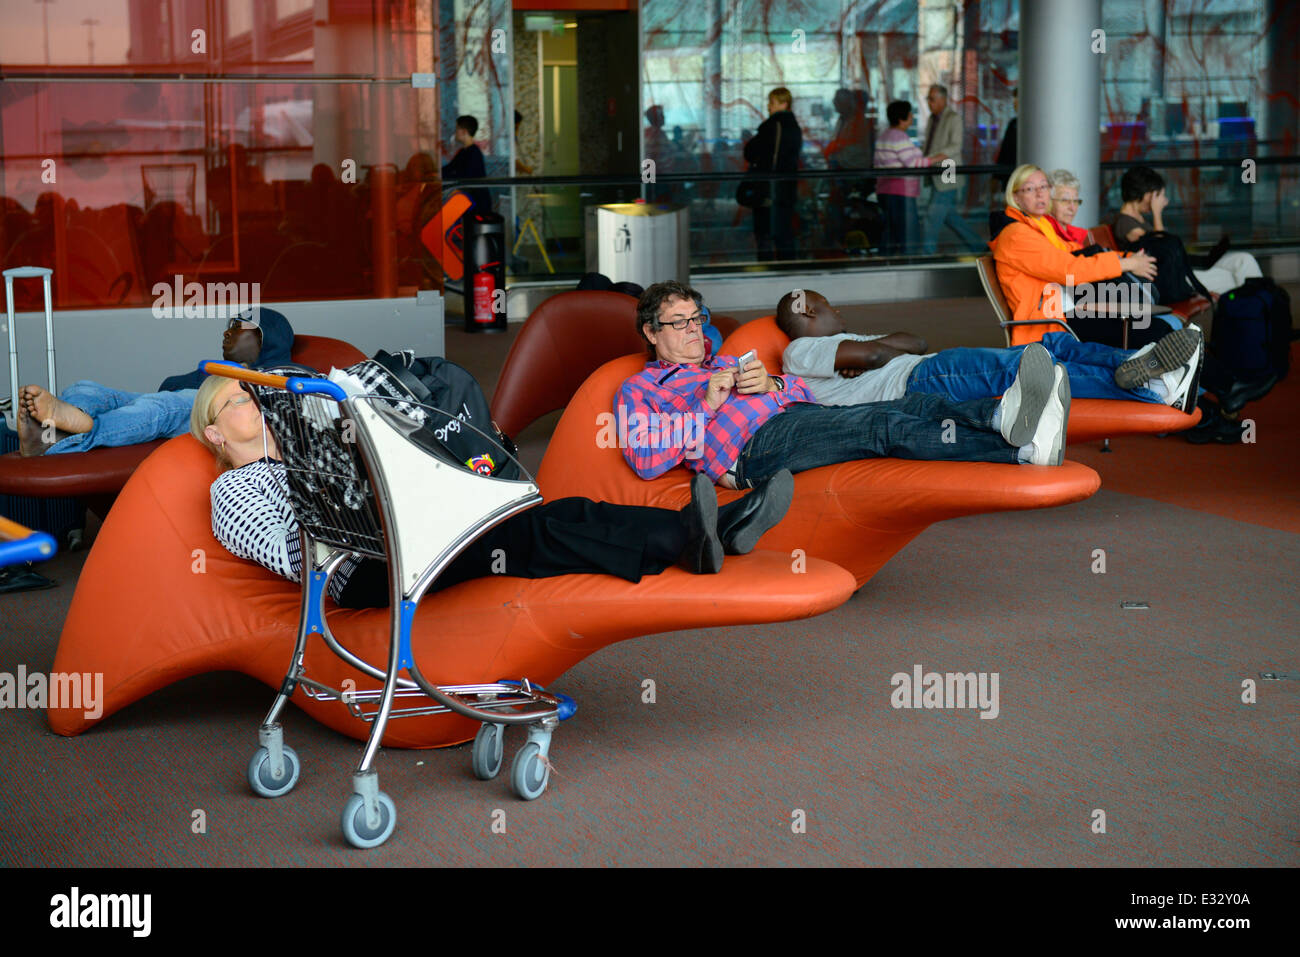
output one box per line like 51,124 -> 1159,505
514,110 -> 534,176
920,84 -> 985,255
441,114 -> 490,214
874,100 -> 937,256
643,105 -> 679,203
744,87 -> 802,261
824,88 -> 875,251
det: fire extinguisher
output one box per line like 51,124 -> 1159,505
464,212 -> 507,332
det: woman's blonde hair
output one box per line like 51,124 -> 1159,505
190,374 -> 236,471
1005,163 -> 1046,212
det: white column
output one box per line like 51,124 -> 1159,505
1020,0 -> 1102,226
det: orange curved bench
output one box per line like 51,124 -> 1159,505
723,316 -> 1200,447
490,291 -> 645,438
534,351 -> 1101,590
0,334 -> 365,506
47,434 -> 856,746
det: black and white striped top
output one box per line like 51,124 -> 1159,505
210,458 -> 362,602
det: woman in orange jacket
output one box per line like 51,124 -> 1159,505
989,164 -> 1168,349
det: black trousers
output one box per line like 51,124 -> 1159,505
338,497 -> 688,609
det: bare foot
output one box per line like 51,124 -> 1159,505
16,404 -> 48,456
20,384 -> 92,435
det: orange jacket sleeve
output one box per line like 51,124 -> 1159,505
993,222 -> 1124,285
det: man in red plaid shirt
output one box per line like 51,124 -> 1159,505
617,281 -> 1071,490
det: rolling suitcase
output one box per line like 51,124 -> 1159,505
1,266 -> 85,553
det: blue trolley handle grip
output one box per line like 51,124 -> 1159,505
0,516 -> 58,568
197,360 -> 348,401
287,377 -> 348,401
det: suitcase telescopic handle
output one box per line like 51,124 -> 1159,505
198,360 -> 348,401
5,266 -> 57,431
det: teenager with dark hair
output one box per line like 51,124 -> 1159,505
1115,165 -> 1261,295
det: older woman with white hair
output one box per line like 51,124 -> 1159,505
1047,169 -> 1083,228
987,164 -> 1195,360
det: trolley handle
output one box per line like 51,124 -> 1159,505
0,514 -> 58,567
198,360 -> 347,401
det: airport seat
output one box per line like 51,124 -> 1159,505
490,291 -> 645,438
974,259 -> 1200,442
534,345 -> 1102,590
0,335 -> 366,511
47,434 -> 856,745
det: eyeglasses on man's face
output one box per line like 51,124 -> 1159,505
658,314 -> 707,331
1055,195 -> 1082,206
226,318 -> 260,332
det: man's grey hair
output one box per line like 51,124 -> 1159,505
929,84 -> 949,98
1048,168 -> 1081,194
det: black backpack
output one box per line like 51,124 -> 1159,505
1126,231 -> 1212,305
356,351 -> 523,480
1212,278 -> 1293,381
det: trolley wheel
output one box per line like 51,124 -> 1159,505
341,792 -> 397,849
247,745 -> 300,798
510,742 -> 550,801
471,722 -> 504,780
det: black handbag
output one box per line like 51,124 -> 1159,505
735,173 -> 765,208
736,121 -> 782,208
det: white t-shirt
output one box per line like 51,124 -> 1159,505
781,333 -> 931,405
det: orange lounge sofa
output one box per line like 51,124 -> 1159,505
534,343 -> 1102,590
47,434 -> 856,746
0,335 -> 365,512
746,308 -> 1204,448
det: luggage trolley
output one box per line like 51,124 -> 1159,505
200,361 -> 576,848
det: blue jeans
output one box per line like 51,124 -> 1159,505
921,185 -> 986,255
732,395 -> 1018,487
46,382 -> 197,454
879,193 -> 919,255
904,332 -> 1161,404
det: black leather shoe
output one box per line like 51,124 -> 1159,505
1183,415 -> 1243,445
717,469 -> 794,555
1218,372 -> 1278,415
679,473 -> 723,573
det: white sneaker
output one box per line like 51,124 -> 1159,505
1159,338 -> 1205,413
1114,328 -> 1200,390
999,342 -> 1054,446
1025,365 -> 1070,466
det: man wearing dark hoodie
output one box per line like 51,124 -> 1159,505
16,307 -> 294,456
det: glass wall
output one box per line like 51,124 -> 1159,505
635,0 -> 1298,269
0,0 -> 513,311
0,0 -> 1294,304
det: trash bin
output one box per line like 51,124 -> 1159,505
464,212 -> 507,333
591,201 -> 690,289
